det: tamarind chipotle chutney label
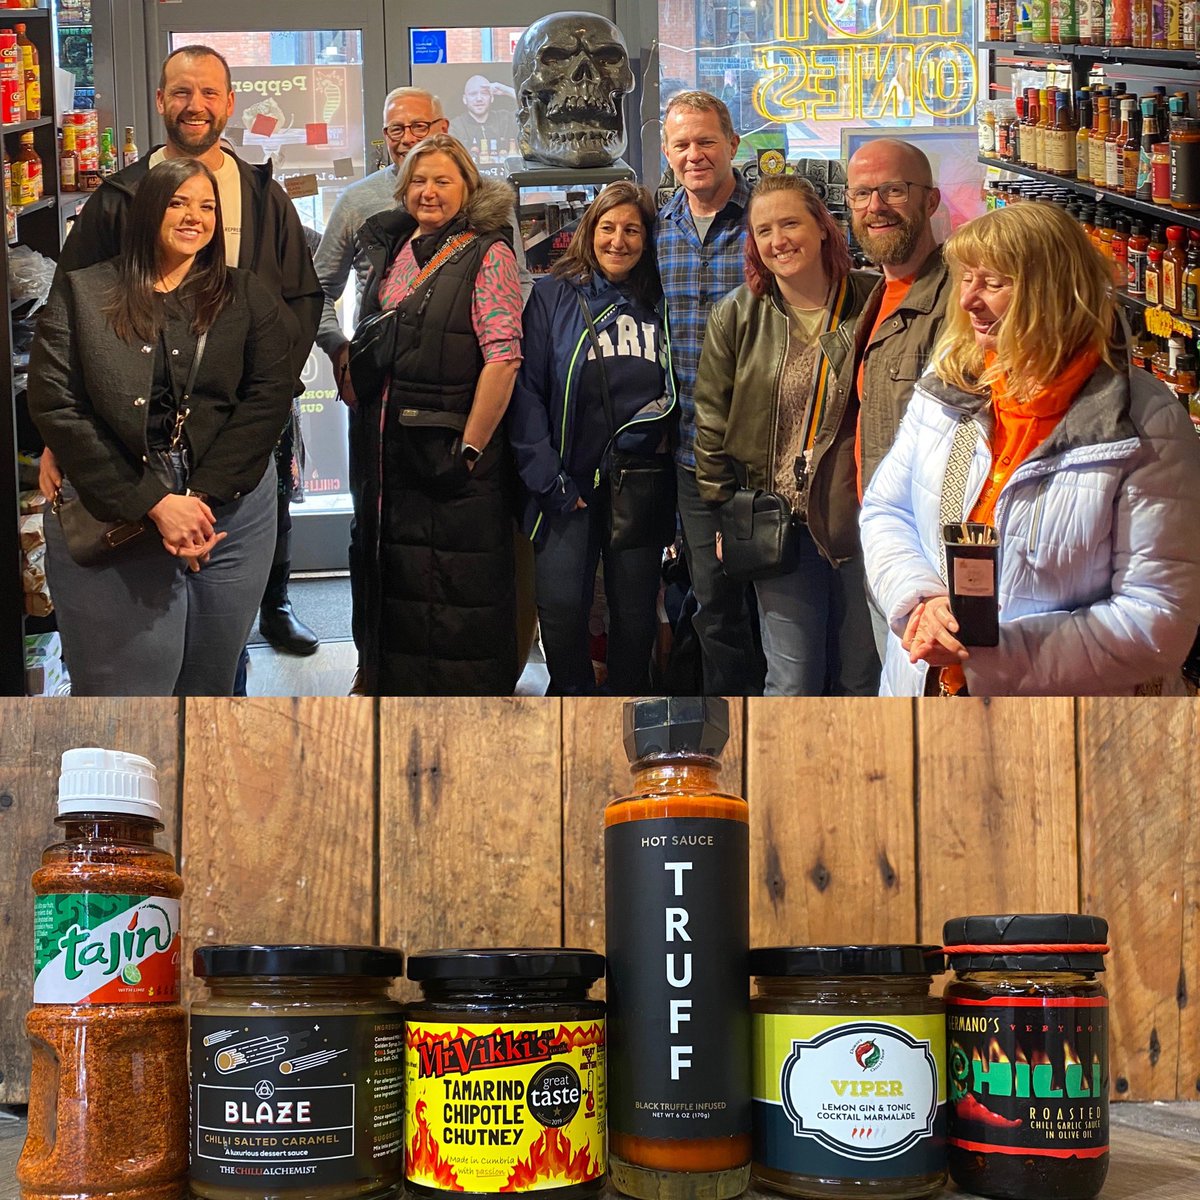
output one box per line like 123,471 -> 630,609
404,1019 -> 605,1192
190,1012 -> 404,1187
946,995 -> 1108,1159
753,1014 -> 944,1181
34,892 -> 181,1004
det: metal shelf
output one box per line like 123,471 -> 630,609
979,39 -> 1200,68
978,156 -> 1200,231
1115,290 -> 1200,337
13,194 -> 55,218
1,116 -> 53,136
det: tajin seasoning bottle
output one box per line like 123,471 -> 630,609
605,696 -> 751,1200
17,748 -> 188,1200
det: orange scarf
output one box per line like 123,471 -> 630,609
940,346 -> 1100,695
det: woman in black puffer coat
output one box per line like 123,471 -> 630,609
351,134 -> 523,695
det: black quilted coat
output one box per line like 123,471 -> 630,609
353,179 -> 520,695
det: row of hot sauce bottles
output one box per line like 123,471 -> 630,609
981,70 -> 1200,430
18,703 -> 1112,1200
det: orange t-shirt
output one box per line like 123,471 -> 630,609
940,346 -> 1101,693
855,275 -> 916,500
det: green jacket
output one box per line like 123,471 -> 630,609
856,246 -> 952,489
693,269 -> 876,563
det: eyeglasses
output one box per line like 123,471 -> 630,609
846,181 -> 929,210
385,121 -> 435,140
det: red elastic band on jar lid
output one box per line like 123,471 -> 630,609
942,943 -> 1110,954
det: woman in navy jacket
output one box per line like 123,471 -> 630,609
509,182 -> 676,694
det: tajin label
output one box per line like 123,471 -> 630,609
34,892 -> 180,1004
404,1019 -> 605,1192
753,1013 -> 944,1181
605,816 -> 750,1141
946,996 -> 1108,1158
190,1012 -> 404,1187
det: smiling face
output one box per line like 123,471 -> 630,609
157,52 -> 234,159
847,141 -> 939,277
750,190 -> 827,295
157,172 -> 217,275
593,201 -> 646,283
405,150 -> 468,235
383,92 -> 447,168
958,264 -> 1014,350
662,105 -> 738,209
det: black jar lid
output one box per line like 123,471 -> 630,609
750,944 -> 945,977
623,696 -> 729,762
408,948 -> 604,984
194,944 -> 405,979
943,913 -> 1109,972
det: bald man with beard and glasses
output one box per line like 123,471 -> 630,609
844,138 -> 953,657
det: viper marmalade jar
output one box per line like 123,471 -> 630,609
749,945 -> 947,1199
943,914 -> 1110,1200
189,944 -> 406,1200
405,949 -> 606,1199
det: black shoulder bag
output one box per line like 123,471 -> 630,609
53,330 -> 208,567
574,291 -> 676,552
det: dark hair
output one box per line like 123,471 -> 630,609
159,44 -> 232,94
552,181 -> 661,307
743,175 -> 852,299
102,158 -> 233,343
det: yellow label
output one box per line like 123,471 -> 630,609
405,1019 -> 605,1193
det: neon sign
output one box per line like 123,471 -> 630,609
753,0 -> 977,123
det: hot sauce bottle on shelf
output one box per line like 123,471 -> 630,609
1162,224 -> 1186,312
605,697 -> 751,1200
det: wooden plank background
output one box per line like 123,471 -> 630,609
1,696 -> 1196,1107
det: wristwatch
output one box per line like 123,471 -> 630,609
461,442 -> 483,467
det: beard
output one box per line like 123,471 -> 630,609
163,109 -> 227,156
852,208 -> 926,267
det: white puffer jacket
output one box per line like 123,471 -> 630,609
861,361 -> 1200,696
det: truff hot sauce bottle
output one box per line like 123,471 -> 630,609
605,696 -> 751,1200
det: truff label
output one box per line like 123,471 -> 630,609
34,893 -> 180,1004
605,815 -> 750,1140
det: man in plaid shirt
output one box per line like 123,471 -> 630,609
658,91 -> 763,693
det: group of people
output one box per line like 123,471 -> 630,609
26,49 -> 1200,697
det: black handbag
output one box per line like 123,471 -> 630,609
53,330 -> 207,567
718,488 -> 798,582
575,292 -> 676,552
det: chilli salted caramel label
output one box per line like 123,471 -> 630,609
946,995 -> 1108,1159
34,892 -> 181,1004
753,1014 -> 945,1181
405,1019 -> 605,1192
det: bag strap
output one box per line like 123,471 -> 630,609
938,414 -> 976,582
575,289 -> 617,439
399,231 -> 478,305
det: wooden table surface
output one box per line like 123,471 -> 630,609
2,1101 -> 1197,1199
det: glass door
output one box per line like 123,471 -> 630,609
146,0 -> 388,570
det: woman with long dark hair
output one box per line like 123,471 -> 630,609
30,157 -> 293,695
508,181 -> 676,694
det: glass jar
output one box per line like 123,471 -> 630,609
190,944 -> 406,1200
943,914 -> 1109,1200
749,945 -> 947,1200
406,949 -> 606,1199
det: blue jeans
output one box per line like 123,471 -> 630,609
534,489 -> 662,695
753,524 -> 880,696
46,463 -> 278,696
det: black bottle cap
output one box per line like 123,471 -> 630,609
407,948 -> 604,983
750,944 -> 945,977
194,944 -> 405,978
622,696 -> 730,762
943,913 -> 1109,972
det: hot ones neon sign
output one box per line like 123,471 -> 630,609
752,0 -> 977,122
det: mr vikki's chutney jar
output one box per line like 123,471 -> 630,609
943,914 -> 1110,1200
750,945 -> 947,1200
189,944 -> 406,1200
405,949 -> 606,1199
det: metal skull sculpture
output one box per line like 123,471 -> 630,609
512,12 -> 634,168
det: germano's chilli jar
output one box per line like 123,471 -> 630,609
190,944 -> 406,1200
943,914 -> 1110,1200
749,945 -> 947,1200
405,949 -> 606,1200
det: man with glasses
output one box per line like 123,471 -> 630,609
845,137 -> 952,655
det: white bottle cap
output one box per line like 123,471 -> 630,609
57,748 -> 162,821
